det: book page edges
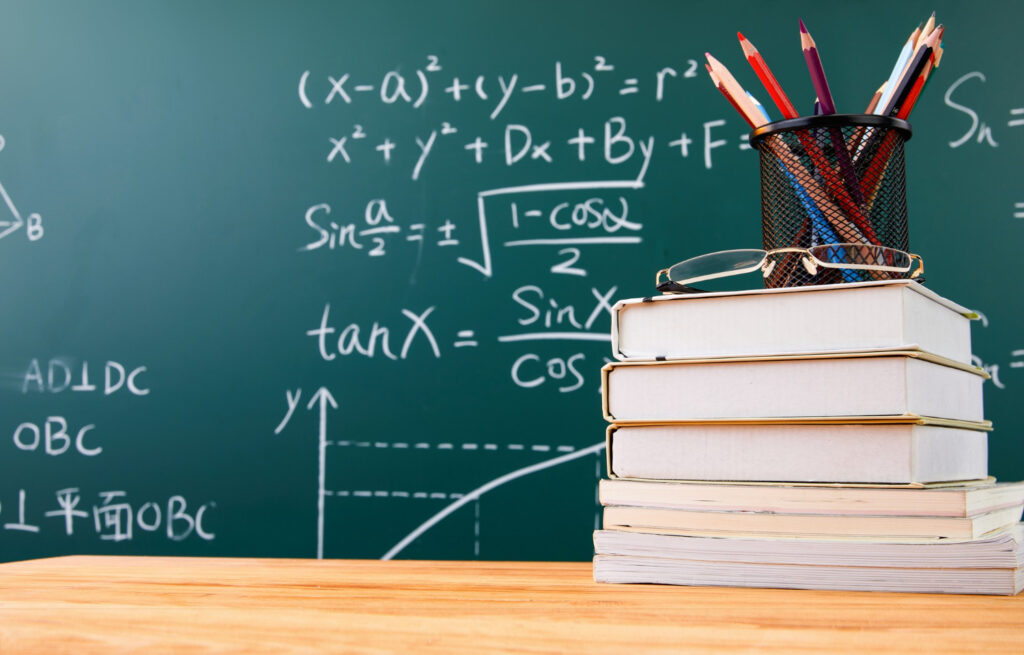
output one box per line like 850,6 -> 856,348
604,425 -> 995,488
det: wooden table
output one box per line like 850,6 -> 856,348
0,556 -> 1022,654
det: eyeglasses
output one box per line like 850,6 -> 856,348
656,243 -> 924,294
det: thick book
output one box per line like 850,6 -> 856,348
601,504 -> 1024,540
594,525 -> 1024,568
602,351 -> 987,424
606,422 -> 990,484
592,554 -> 1024,595
612,280 -> 976,363
599,479 -> 1024,517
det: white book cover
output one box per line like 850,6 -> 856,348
602,351 -> 987,424
606,422 -> 990,484
612,280 -> 976,363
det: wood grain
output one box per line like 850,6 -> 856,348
0,556 -> 1021,654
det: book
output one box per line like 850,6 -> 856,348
606,423 -> 989,484
599,479 -> 1024,517
601,504 -> 1023,540
592,554 -> 1024,595
594,525 -> 1024,568
602,352 -> 986,423
612,279 -> 975,363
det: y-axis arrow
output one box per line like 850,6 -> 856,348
307,387 -> 338,559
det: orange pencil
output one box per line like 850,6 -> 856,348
704,53 -> 767,127
865,82 -> 886,114
706,64 -> 756,128
738,32 -> 799,119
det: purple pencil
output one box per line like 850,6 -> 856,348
799,19 -> 836,115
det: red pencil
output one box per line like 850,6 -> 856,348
738,32 -> 799,120
898,28 -> 943,119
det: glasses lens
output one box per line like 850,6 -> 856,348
807,244 -> 911,271
667,249 -> 767,285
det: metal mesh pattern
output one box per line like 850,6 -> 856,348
752,115 -> 911,288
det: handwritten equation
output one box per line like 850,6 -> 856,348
7,358 -> 220,543
0,488 -> 213,542
299,55 -> 704,114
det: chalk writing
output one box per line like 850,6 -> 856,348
0,489 -> 214,542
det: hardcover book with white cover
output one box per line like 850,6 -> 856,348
602,351 -> 987,424
606,422 -> 990,484
612,280 -> 976,363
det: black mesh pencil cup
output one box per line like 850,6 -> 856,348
749,115 -> 913,288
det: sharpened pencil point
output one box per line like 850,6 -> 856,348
799,18 -> 808,33
737,31 -> 746,41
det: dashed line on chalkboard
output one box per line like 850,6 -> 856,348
325,490 -> 466,500
328,441 -> 577,453
474,500 -> 481,558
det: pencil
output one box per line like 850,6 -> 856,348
865,83 -> 886,114
915,11 -> 936,51
705,53 -> 767,127
769,139 -> 869,244
861,26 -> 944,210
746,91 -> 772,123
706,63 -> 757,128
875,26 -> 920,114
851,83 -> 887,155
880,27 -> 940,117
799,19 -> 836,115
899,27 -> 944,117
738,32 -> 799,120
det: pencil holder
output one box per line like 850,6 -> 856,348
749,115 -> 913,288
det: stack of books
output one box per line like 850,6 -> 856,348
593,280 -> 1024,595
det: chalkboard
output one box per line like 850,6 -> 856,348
1,0 -> 1022,562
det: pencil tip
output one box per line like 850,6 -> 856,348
737,31 -> 746,41
798,18 -> 807,33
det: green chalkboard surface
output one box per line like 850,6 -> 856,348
1,0 -> 1022,562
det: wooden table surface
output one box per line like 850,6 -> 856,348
0,556 -> 1022,654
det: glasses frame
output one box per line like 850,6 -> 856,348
655,244 -> 924,294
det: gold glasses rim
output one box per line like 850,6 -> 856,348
656,244 -> 924,288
